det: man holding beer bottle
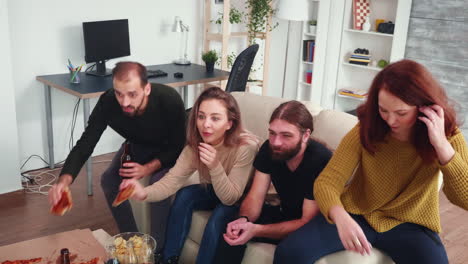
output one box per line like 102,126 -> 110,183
48,61 -> 186,253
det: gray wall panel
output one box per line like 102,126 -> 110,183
406,18 -> 468,65
411,0 -> 467,22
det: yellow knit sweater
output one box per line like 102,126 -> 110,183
314,125 -> 468,233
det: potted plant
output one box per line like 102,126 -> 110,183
202,50 -> 219,72
212,7 -> 244,33
308,20 -> 317,35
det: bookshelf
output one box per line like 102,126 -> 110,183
333,0 -> 412,112
296,0 -> 331,103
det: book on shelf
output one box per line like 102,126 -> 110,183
338,88 -> 368,99
348,53 -> 371,66
302,40 -> 315,62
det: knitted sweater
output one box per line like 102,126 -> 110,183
314,125 -> 468,233
145,137 -> 258,206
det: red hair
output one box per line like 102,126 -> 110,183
357,59 -> 459,162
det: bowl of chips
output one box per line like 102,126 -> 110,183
106,232 -> 156,264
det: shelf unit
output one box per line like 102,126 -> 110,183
296,0 -> 332,103
342,62 -> 381,72
333,0 -> 412,112
203,0 -> 272,94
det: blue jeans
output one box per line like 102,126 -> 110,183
162,184 -> 238,264
100,142 -> 172,253
274,213 -> 448,264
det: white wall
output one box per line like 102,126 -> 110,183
7,0 -> 204,176
2,0 -> 291,193
0,0 -> 22,193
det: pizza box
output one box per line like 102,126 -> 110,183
0,229 -> 107,263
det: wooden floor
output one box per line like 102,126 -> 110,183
0,153 -> 119,247
0,152 -> 467,263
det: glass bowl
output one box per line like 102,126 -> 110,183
106,232 -> 156,264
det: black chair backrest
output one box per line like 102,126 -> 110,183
225,44 -> 259,93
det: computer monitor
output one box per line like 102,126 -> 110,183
83,19 -> 131,76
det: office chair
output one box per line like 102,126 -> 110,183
225,44 -> 259,93
185,44 -> 259,117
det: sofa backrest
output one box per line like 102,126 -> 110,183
231,92 -> 322,142
231,92 -> 358,151
311,110 -> 358,151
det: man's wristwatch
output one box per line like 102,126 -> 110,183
239,215 -> 250,222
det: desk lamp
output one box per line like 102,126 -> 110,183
172,16 -> 191,65
276,0 -> 311,98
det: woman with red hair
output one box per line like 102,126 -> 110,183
274,59 -> 468,264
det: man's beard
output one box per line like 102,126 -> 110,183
270,138 -> 302,161
122,98 -> 144,117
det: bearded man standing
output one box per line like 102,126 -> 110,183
48,61 -> 186,253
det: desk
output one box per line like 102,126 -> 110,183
36,63 -> 229,195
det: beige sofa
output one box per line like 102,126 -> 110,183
131,92 -> 394,264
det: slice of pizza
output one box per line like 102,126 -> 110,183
112,185 -> 135,207
50,187 -> 73,216
75,257 -> 99,264
2,257 -> 42,264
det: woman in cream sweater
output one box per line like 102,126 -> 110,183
121,87 -> 258,264
274,60 -> 467,264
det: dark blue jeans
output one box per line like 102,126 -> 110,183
274,213 -> 448,264
100,142 -> 172,253
162,184 -> 238,264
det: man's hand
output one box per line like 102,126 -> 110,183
119,178 -> 147,201
225,217 -> 248,240
223,222 -> 258,246
48,174 -> 73,206
119,162 -> 151,179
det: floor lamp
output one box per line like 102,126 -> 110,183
276,0 -> 311,98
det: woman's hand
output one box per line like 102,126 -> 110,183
419,105 -> 455,164
119,178 -> 147,201
198,143 -> 221,170
330,206 -> 372,256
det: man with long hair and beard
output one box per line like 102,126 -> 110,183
214,101 -> 332,263
48,61 -> 186,254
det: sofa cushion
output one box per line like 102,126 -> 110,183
242,242 -> 276,264
187,210 -> 212,245
315,249 -> 395,264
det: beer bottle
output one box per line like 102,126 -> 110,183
121,141 -> 133,169
60,248 -> 71,264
